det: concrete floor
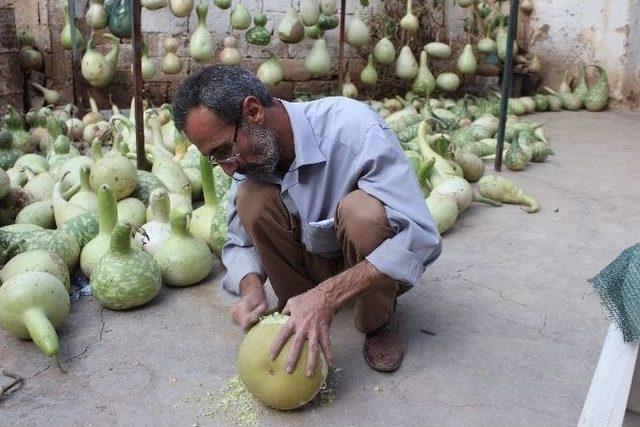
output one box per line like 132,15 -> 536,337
2,111 -> 640,426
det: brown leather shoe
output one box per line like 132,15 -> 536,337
363,311 -> 404,372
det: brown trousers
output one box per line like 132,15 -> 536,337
236,181 -> 401,334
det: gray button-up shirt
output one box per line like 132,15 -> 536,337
221,96 -> 442,295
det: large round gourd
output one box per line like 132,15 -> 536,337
0,272 -> 70,357
0,250 -> 70,291
237,313 -> 328,410
91,223 -> 162,310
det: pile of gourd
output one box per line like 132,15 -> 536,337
360,56 -> 610,235
0,100 -> 230,366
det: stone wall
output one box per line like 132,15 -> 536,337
0,1 -> 23,112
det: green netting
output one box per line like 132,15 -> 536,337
588,243 -> 640,343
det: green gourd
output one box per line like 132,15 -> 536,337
584,65 -> 609,112
0,129 -> 22,170
411,50 -> 435,98
230,3 -> 252,30
80,184 -> 117,278
60,0 -> 84,50
360,54 -> 378,86
246,14 -> 271,46
91,223 -> 162,310
0,272 -> 70,359
1,251 -> 70,292
154,208 -> 213,287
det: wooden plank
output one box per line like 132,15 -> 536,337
131,0 -> 146,170
627,353 -> 640,414
579,324 -> 639,426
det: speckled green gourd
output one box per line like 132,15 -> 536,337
584,65 -> 609,112
131,170 -> 166,204
1,250 -> 70,292
60,211 -> 99,249
504,138 -> 529,171
154,208 -> 212,287
0,272 -> 70,357
80,184 -> 118,277
0,129 -> 23,170
91,223 -> 162,310
237,313 -> 328,410
478,175 -> 539,213
0,229 -> 80,269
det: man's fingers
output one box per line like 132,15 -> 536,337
319,328 -> 335,367
270,320 -> 294,361
285,333 -> 305,374
282,301 -> 291,315
305,332 -> 320,377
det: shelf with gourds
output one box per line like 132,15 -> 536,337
19,0 -> 541,103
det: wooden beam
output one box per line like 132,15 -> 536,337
131,0 -> 146,170
579,324 -> 639,426
68,0 -> 83,117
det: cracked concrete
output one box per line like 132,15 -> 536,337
1,110 -> 640,426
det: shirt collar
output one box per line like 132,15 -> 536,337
280,100 -> 325,171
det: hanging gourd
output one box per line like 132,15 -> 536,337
278,6 -> 304,44
141,42 -> 157,80
86,0 -> 108,30
169,0 -> 193,17
161,37 -> 182,74
60,0 -> 84,51
219,36 -> 242,65
142,0 -> 167,10
424,41 -> 451,59
496,23 -> 518,61
257,55 -> 284,86
477,28 -> 496,54
305,25 -> 324,39
18,29 -> 43,72
81,34 -> 120,88
411,50 -> 435,98
230,3 -> 252,30
527,54 -> 541,74
317,13 -> 339,30
190,1 -> 214,63
300,0 -> 320,26
341,73 -> 358,99
395,45 -> 418,80
360,54 -> 378,86
457,0 -> 475,7
456,43 -> 477,75
107,0 -> 132,39
399,0 -> 418,34
213,0 -> 232,9
304,38 -> 331,77
346,9 -> 370,47
246,14 -> 271,46
373,37 -> 395,65
436,73 -> 461,92
319,0 -> 336,15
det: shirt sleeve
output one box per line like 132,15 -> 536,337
355,123 -> 442,287
220,180 -> 266,296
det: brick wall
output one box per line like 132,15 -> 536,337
11,0 -> 382,110
0,2 -> 22,113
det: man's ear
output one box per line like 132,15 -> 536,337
242,96 -> 265,126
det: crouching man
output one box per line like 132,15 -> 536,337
173,65 -> 442,375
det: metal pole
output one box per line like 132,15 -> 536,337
131,0 -> 146,170
337,0 -> 346,93
494,0 -> 519,172
68,0 -> 83,117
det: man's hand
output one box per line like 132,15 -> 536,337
231,274 -> 268,331
269,286 -> 336,378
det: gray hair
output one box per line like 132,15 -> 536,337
172,65 -> 274,131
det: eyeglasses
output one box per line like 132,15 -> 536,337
208,117 -> 241,166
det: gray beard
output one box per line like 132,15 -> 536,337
239,121 -> 282,178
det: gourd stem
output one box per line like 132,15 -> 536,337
23,309 -> 59,357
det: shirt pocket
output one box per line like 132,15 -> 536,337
301,217 -> 342,257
